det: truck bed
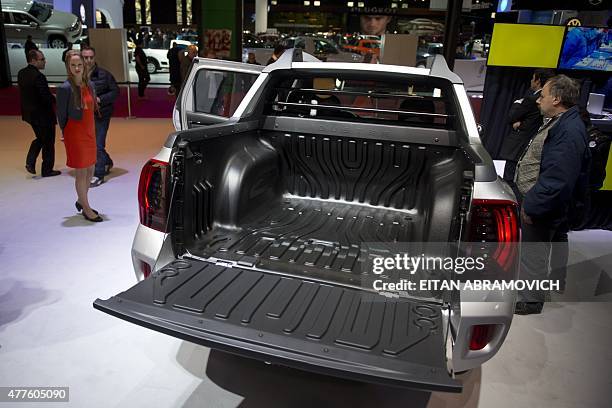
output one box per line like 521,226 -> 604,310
175,129 -> 473,296
190,196 -> 418,285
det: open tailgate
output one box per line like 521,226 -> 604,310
94,258 -> 461,392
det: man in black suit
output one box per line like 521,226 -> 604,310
500,69 -> 556,189
18,50 -> 60,177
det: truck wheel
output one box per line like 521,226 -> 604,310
48,36 -> 67,49
147,58 -> 158,74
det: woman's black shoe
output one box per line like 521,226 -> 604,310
82,211 -> 103,222
75,201 -> 99,215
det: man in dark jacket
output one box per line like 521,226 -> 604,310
82,46 -> 119,186
514,75 -> 590,315
134,40 -> 150,97
17,50 -> 60,177
500,69 -> 555,186
167,42 -> 182,94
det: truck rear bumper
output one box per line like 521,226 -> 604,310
131,224 -> 174,281
452,289 -> 516,372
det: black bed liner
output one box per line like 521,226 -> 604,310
190,196 -> 435,286
94,258 -> 461,392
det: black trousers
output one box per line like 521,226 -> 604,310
136,68 -> 150,97
549,224 -> 569,286
503,160 -> 517,183
518,220 -> 569,302
26,123 -> 56,175
94,116 -> 113,178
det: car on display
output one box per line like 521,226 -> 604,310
176,32 -> 199,46
417,42 -> 444,67
281,36 -> 362,62
342,38 -> 381,57
2,0 -> 82,48
398,18 -> 445,38
243,33 -> 265,48
258,33 -> 281,47
95,50 -> 519,392
127,39 -> 191,74
139,47 -> 170,74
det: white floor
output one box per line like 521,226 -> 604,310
0,116 -> 611,407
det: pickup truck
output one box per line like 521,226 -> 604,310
94,51 -> 519,392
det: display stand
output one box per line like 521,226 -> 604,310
88,29 -> 135,119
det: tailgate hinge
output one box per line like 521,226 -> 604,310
210,258 -> 237,269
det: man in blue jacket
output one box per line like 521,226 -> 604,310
82,46 -> 119,187
514,75 -> 590,315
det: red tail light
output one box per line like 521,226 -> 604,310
138,159 -> 169,232
469,199 -> 519,272
469,324 -> 496,350
140,261 -> 152,279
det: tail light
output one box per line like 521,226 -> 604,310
469,324 -> 496,350
468,199 -> 519,273
138,159 -> 169,232
140,261 -> 152,279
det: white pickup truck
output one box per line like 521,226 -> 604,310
95,51 -> 519,392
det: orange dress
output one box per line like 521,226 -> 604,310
64,86 -> 96,169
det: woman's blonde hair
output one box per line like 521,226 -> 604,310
64,50 -> 96,111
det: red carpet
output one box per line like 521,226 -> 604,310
0,85 -> 175,119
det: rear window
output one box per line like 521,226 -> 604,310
193,69 -> 258,118
264,72 -> 456,129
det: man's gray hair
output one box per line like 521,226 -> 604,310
545,75 -> 580,108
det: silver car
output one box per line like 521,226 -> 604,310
2,0 -> 82,48
282,36 -> 363,62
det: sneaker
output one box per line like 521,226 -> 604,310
42,170 -> 61,177
90,176 -> 104,187
514,302 -> 543,315
554,279 -> 566,294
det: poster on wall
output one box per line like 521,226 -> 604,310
347,8 -> 398,36
72,0 -> 94,29
204,29 -> 232,58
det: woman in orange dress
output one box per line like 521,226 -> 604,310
56,50 -> 103,222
